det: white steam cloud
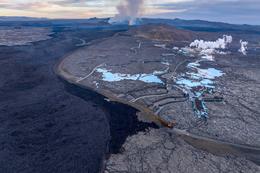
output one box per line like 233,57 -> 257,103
239,40 -> 248,55
190,35 -> 233,50
189,35 -> 233,61
109,0 -> 144,25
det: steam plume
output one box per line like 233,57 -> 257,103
109,0 -> 144,25
239,40 -> 248,55
189,35 -> 233,61
190,35 -> 233,50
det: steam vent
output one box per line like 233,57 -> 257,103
57,25 -> 260,172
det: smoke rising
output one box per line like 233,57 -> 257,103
239,40 -> 248,55
190,35 -> 233,50
109,0 -> 144,25
189,35 -> 233,61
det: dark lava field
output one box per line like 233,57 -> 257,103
0,22 -> 157,173
0,19 -> 260,173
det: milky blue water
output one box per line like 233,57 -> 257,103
96,68 -> 164,84
195,68 -> 224,79
187,62 -> 200,68
176,67 -> 224,89
175,60 -> 225,119
176,78 -> 215,89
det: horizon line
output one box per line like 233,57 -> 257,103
0,15 -> 259,27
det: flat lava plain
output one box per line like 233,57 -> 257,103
58,24 -> 260,172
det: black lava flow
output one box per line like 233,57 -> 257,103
63,80 -> 159,155
0,26 -> 158,173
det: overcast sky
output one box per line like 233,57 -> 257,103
0,0 -> 259,25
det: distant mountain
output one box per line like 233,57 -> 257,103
0,16 -> 48,21
140,18 -> 260,34
1,16 -> 260,34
